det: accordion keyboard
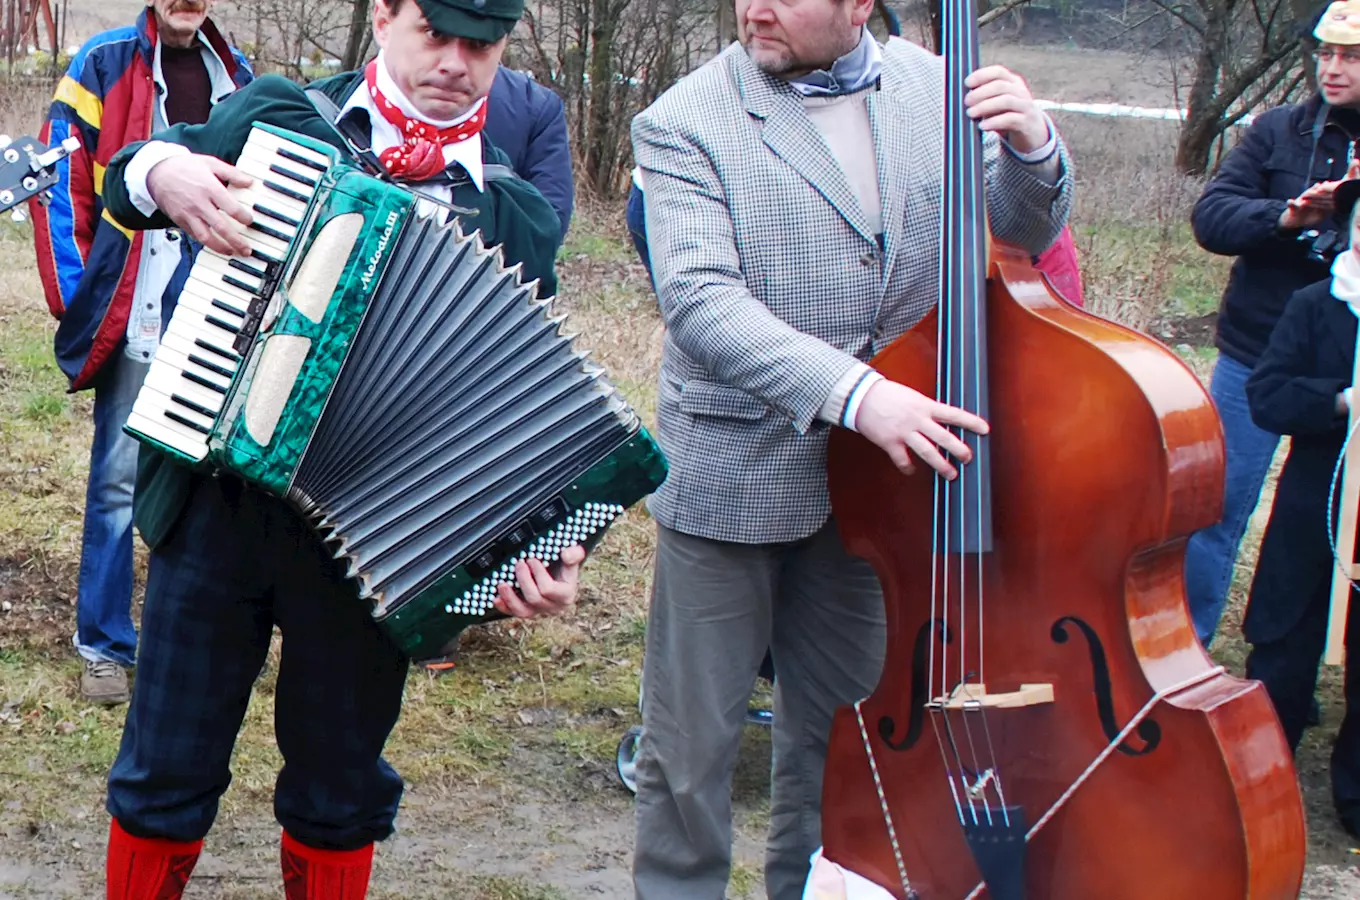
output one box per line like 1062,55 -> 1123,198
124,130 -> 335,461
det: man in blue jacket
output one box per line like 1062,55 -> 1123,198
30,0 -> 252,705
486,65 -> 573,238
1187,0 -> 1360,651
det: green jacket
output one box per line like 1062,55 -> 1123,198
102,71 -> 565,550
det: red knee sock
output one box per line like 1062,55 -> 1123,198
105,817 -> 202,900
280,830 -> 374,900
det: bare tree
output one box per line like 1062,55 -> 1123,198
514,0 -> 710,196
1151,0 -> 1307,174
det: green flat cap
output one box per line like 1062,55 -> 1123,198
414,0 -> 522,42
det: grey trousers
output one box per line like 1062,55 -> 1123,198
632,520 -> 886,900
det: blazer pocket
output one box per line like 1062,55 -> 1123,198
680,380 -> 769,422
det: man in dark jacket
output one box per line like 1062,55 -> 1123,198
486,65 -> 573,237
1186,0 -> 1360,648
93,0 -> 579,894
29,0 -> 252,705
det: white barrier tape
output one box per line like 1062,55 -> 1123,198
1035,99 -> 1256,128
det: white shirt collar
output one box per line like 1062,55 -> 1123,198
338,52 -> 485,192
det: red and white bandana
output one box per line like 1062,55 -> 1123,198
363,59 -> 487,181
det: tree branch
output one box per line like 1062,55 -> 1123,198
977,0 -> 1032,28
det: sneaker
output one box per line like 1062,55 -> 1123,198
81,659 -> 130,705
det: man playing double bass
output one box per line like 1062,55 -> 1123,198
627,0 -> 1072,893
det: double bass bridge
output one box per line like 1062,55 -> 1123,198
928,682 -> 1055,711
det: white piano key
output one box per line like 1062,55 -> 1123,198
131,380 -> 216,432
163,317 -> 240,361
192,252 -> 269,291
176,285 -> 250,323
157,332 -> 239,380
182,271 -> 260,309
143,359 -> 228,413
125,409 -> 210,461
243,129 -> 333,170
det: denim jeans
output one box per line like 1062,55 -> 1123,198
75,353 -> 151,667
1184,353 -> 1282,646
627,183 -> 655,288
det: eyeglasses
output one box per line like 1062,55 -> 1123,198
1314,47 -> 1360,64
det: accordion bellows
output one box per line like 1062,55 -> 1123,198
125,125 -> 668,656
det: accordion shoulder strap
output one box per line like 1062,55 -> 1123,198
305,87 -> 343,124
304,87 -> 389,178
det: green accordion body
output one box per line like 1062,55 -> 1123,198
124,124 -> 668,657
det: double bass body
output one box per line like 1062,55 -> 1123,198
820,248 -> 1308,899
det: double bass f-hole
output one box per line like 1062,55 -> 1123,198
879,618 -> 953,752
1051,616 -> 1162,756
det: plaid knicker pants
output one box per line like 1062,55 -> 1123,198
106,473 -> 410,850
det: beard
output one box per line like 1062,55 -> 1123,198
742,28 -> 858,78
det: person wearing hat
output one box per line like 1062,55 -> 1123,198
93,0 -> 584,896
1243,172 -> 1360,839
1185,0 -> 1360,655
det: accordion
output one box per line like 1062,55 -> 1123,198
124,124 -> 668,657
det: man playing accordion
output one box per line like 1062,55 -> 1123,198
94,0 -> 582,895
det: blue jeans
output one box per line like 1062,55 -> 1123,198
75,353 -> 150,667
627,183 -> 655,287
1184,353 -> 1282,646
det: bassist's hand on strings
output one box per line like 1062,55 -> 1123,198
147,152 -> 256,257
494,544 -> 587,620
854,380 -> 989,481
962,65 -> 1051,154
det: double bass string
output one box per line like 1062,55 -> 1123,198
932,0 -> 981,830
930,0 -> 1013,832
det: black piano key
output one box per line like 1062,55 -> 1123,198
253,203 -> 301,228
251,248 -> 283,266
204,314 -> 241,335
188,352 -> 236,379
249,220 -> 292,243
184,370 -> 228,394
263,177 -> 309,204
222,274 -> 261,295
269,163 -> 318,188
212,298 -> 245,317
278,147 -> 328,172
165,410 -> 212,435
171,394 -> 219,419
229,258 -> 267,278
193,337 -> 241,363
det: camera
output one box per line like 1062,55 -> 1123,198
1297,228 -> 1347,263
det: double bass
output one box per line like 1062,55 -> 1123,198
818,2 -> 1308,897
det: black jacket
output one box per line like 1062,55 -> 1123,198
1243,278 -> 1356,643
1192,95 -> 1360,368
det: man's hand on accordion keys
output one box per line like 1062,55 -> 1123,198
492,544 -> 588,619
146,152 -> 256,257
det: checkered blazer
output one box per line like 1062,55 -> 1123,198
632,37 -> 1074,544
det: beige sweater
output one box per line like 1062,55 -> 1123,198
802,89 -> 883,237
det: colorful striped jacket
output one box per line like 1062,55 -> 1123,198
29,9 -> 251,391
